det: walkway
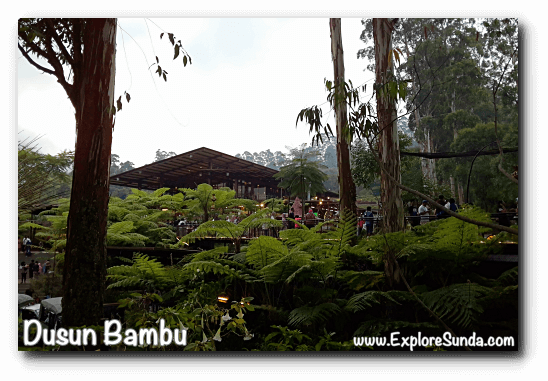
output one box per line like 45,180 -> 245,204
17,251 -> 57,295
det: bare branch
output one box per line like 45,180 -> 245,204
44,18 -> 75,66
18,43 -> 55,75
364,134 -> 519,235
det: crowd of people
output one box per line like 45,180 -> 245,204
19,259 -> 50,284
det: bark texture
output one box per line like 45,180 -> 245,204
373,18 -> 404,234
329,18 -> 357,219
373,18 -> 404,288
62,19 -> 117,327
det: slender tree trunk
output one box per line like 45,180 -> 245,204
329,18 -> 357,220
373,18 -> 403,234
374,18 -> 403,289
458,183 -> 465,206
62,19 -> 117,327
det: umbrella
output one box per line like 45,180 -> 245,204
18,294 -> 34,308
41,297 -> 62,315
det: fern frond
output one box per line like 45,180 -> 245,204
341,270 -> 385,291
288,303 -> 342,327
108,221 -> 135,235
19,222 -> 48,230
420,283 -> 492,329
190,246 -> 229,262
152,187 -> 171,198
345,290 -> 400,313
246,236 -> 288,270
259,250 -> 313,284
496,266 -> 518,287
183,261 -> 246,279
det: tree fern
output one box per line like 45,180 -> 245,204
122,213 -> 141,222
246,236 -> 288,270
345,290 -> 400,313
288,303 -> 342,327
152,187 -> 171,198
107,221 -> 135,235
496,266 -> 518,287
182,260 -> 248,280
420,283 -> 493,329
341,270 -> 385,291
188,247 -> 229,262
259,250 -> 313,284
107,253 -> 176,291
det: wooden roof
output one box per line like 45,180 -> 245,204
109,147 -> 280,191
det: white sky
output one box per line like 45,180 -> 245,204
17,17 -> 375,167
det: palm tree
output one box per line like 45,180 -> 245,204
274,145 -> 328,211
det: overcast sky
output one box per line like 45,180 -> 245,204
18,18 -> 376,167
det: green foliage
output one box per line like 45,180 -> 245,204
102,200 -> 517,351
274,145 -> 328,202
107,253 -> 180,291
421,283 -> 493,329
288,303 -> 342,327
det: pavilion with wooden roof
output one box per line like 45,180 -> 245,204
109,147 -> 283,201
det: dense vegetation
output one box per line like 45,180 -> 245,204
99,206 -> 517,351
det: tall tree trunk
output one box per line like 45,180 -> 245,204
458,183 -> 465,206
403,32 -> 430,187
374,18 -> 403,289
62,19 -> 117,327
373,18 -> 403,233
329,18 -> 357,221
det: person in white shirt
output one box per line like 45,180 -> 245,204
418,200 -> 430,225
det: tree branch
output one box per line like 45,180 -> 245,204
40,30 -> 75,104
364,135 -> 519,235
18,43 -> 56,75
44,18 -> 75,66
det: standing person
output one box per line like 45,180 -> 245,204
418,200 -> 430,225
288,208 -> 295,229
270,212 -> 278,237
38,262 -> 43,276
408,201 -> 419,227
18,238 -> 22,253
25,237 -> 33,256
304,209 -> 316,229
364,207 -> 375,237
20,262 -> 27,284
28,260 -> 35,281
357,211 -> 365,236
43,260 -> 50,274
445,198 -> 458,213
514,197 -> 518,217
435,195 -> 447,219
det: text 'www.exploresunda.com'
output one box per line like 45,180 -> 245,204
353,332 -> 515,351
